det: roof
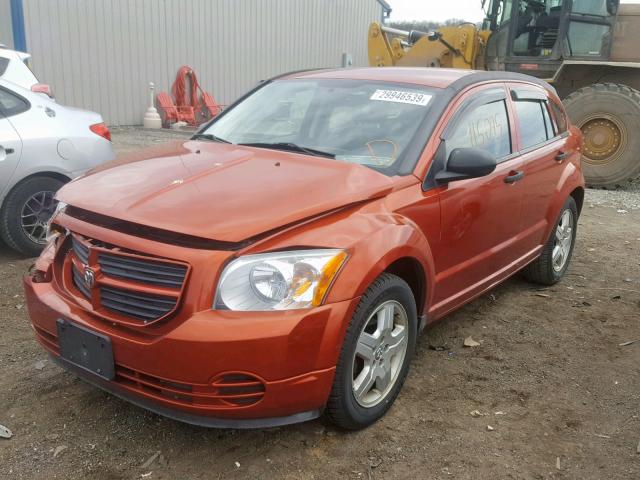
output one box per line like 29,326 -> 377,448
287,67 -> 476,89
285,67 -> 555,93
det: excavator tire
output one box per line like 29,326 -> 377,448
563,83 -> 640,188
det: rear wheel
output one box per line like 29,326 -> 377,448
563,83 -> 640,188
326,273 -> 417,430
0,176 -> 64,257
522,196 -> 578,286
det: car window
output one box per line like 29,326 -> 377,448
0,87 -> 30,117
0,58 -> 8,77
541,101 -> 555,138
514,100 -> 551,149
203,79 -> 438,174
549,100 -> 568,133
446,100 -> 512,159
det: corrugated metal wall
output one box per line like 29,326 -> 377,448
0,0 -> 14,48
21,0 -> 382,126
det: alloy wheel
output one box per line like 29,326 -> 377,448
351,300 -> 409,408
20,191 -> 57,244
552,209 -> 573,272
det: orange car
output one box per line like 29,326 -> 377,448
25,68 -> 584,430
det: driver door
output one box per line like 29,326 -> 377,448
431,84 -> 526,314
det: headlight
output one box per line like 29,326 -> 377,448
214,249 -> 347,311
45,201 -> 67,244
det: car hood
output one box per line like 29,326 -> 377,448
57,140 -> 397,243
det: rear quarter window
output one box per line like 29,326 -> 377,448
549,100 -> 568,134
0,87 -> 30,117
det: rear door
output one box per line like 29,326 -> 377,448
431,84 -> 526,310
0,86 -> 27,198
508,83 -> 571,252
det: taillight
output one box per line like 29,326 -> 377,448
90,122 -> 111,142
31,83 -> 54,98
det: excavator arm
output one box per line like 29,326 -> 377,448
368,21 -> 488,70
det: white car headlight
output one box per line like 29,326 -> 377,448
214,249 -> 347,311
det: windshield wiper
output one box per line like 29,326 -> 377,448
191,133 -> 231,143
238,142 -> 335,159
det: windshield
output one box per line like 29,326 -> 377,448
201,79 -> 438,173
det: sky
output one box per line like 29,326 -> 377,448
387,0 -> 638,23
387,0 -> 486,23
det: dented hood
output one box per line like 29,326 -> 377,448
58,140 -> 396,243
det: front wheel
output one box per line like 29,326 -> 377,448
326,273 -> 417,430
522,196 -> 578,285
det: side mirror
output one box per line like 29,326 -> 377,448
31,83 -> 54,99
435,147 -> 497,183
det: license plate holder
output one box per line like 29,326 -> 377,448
56,319 -> 115,380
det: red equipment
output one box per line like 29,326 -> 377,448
156,91 -> 196,127
156,66 -> 222,127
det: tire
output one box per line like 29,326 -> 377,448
0,176 -> 65,257
522,196 -> 578,286
326,273 -> 417,430
563,83 -> 640,188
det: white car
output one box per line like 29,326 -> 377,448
0,78 -> 115,256
0,46 -> 41,91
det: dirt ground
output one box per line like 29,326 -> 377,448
1,128 -> 639,480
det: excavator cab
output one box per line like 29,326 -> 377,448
484,0 -> 620,78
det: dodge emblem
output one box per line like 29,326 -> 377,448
83,267 -> 96,289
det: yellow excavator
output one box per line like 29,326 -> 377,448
368,0 -> 640,187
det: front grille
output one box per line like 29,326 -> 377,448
66,233 -> 189,325
98,253 -> 187,288
100,286 -> 177,321
72,236 -> 89,264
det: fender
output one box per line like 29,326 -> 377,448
324,220 -> 435,314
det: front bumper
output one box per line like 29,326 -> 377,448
25,275 -> 358,428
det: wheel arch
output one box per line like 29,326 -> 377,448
0,171 -> 71,209
382,257 -> 427,321
543,164 -> 584,241
570,186 -> 585,217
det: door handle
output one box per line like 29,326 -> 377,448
504,170 -> 524,184
555,151 -> 569,162
1,147 -> 14,155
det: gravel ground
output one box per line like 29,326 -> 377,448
0,128 -> 638,480
109,127 -> 192,155
585,188 -> 640,212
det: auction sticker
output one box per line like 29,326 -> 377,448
370,89 -> 432,106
